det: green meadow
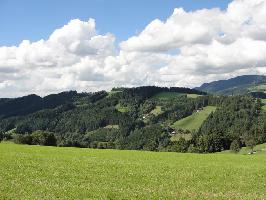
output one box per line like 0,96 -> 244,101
150,106 -> 163,116
186,93 -> 201,98
115,103 -> 130,113
1,142 -> 266,200
220,143 -> 266,155
261,99 -> 266,111
151,92 -> 183,99
172,106 -> 216,131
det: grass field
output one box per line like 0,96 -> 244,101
104,124 -> 119,129
0,143 -> 266,199
262,99 -> 266,111
221,143 -> 266,155
171,133 -> 192,141
107,90 -> 122,98
115,103 -> 130,113
151,92 -> 183,99
150,106 -> 163,116
172,106 -> 217,131
249,84 -> 266,93
186,94 -> 201,99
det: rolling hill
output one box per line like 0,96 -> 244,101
196,75 -> 266,95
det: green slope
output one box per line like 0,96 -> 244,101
249,84 -> 266,92
152,92 -> 202,100
150,106 -> 163,116
115,103 -> 130,113
262,99 -> 266,111
151,92 -> 183,99
186,94 -> 201,98
172,106 -> 216,131
220,143 -> 266,155
238,143 -> 266,155
1,142 -> 266,199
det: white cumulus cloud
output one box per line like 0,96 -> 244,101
1,0 -> 266,97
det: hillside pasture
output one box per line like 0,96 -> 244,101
249,84 -> 266,93
238,143 -> 266,155
151,92 -> 201,100
170,133 -> 192,141
220,143 -> 266,155
0,143 -> 265,200
186,94 -> 201,98
262,99 -> 266,111
104,124 -> 119,129
107,90 -> 122,98
115,103 -> 130,113
151,92 -> 183,99
150,106 -> 163,116
172,106 -> 216,131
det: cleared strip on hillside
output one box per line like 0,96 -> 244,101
186,94 -> 201,98
171,133 -> 192,141
107,90 -> 122,98
249,84 -> 266,92
150,106 -> 163,116
172,106 -> 216,131
151,92 -> 202,100
115,103 -> 130,113
262,99 -> 266,111
151,92 -> 183,99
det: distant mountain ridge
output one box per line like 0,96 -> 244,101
195,75 -> 266,95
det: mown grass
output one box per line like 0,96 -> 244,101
172,106 -> 216,131
0,142 -> 266,200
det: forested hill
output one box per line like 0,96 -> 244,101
0,86 -> 265,154
0,86 -> 205,119
195,75 -> 266,96
0,91 -> 88,118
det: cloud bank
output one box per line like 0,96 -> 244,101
1,0 -> 266,97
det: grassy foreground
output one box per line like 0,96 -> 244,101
1,143 -> 266,200
172,106 -> 216,131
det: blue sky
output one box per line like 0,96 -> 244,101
0,0 -> 232,46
